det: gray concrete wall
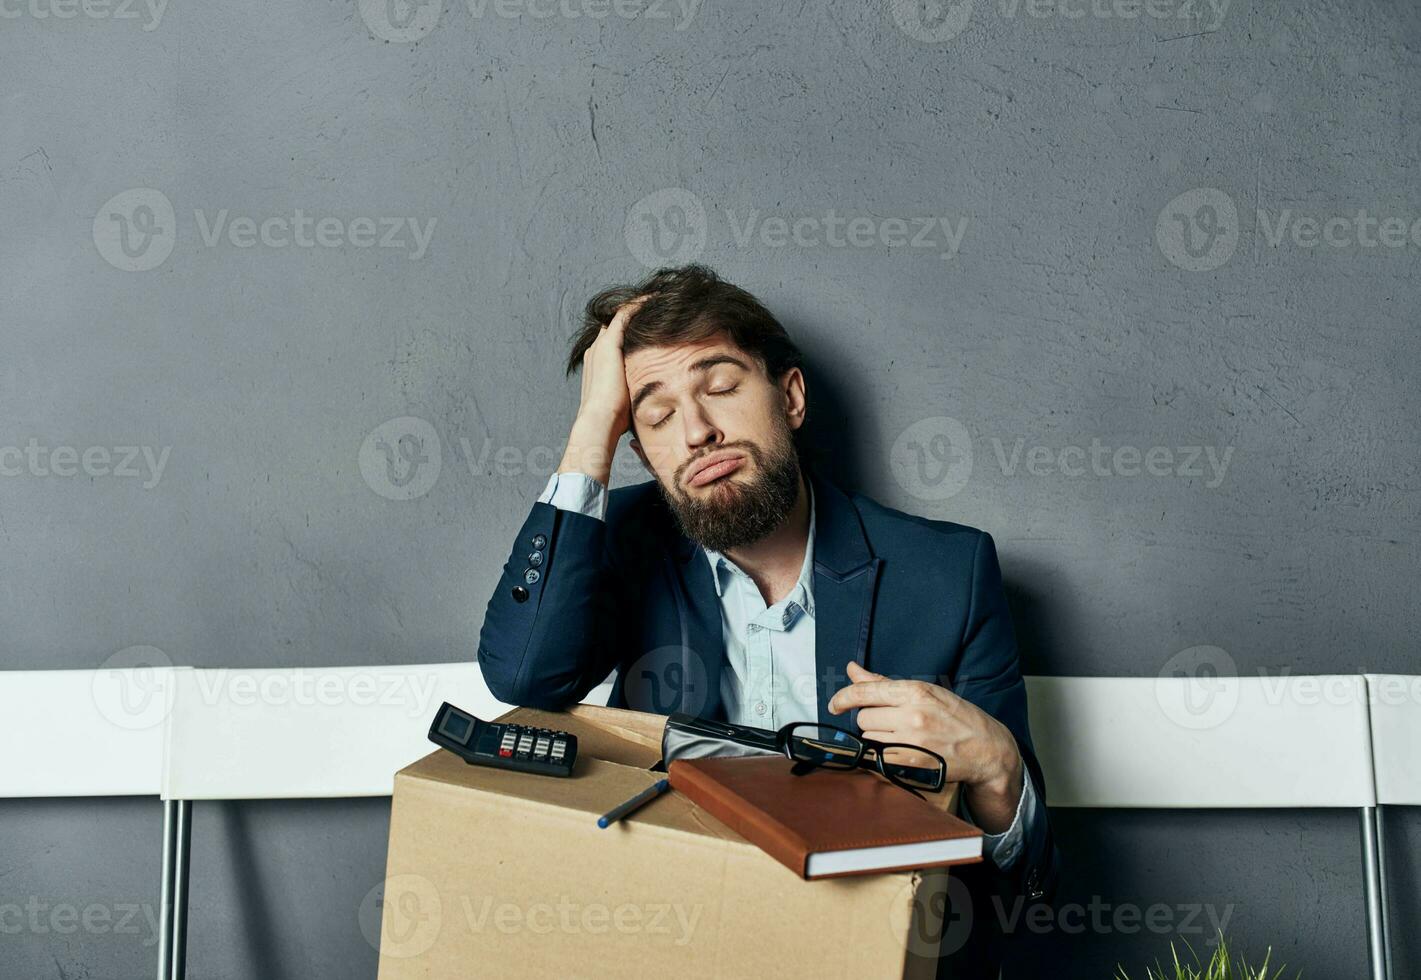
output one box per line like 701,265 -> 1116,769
2,0 -> 1417,976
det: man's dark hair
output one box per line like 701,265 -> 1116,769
566,264 -> 803,381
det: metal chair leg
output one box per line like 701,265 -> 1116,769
1361,805 -> 1389,980
170,800 -> 192,980
157,800 -> 177,980
1376,805 -> 1393,980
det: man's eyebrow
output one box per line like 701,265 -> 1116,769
629,380 -> 663,418
629,355 -> 751,417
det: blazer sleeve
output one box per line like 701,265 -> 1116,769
951,530 -> 1062,905
476,498 -> 625,709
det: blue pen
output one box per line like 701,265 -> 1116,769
597,778 -> 671,828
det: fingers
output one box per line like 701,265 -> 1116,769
829,661 -> 893,715
606,294 -> 649,338
828,679 -> 915,714
846,660 -> 887,682
854,706 -> 903,733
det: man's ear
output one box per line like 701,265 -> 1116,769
629,436 -> 653,474
780,366 -> 807,432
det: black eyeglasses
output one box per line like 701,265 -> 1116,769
773,722 -> 947,799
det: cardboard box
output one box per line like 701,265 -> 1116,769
378,705 -> 951,979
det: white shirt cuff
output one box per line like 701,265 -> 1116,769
537,472 -> 608,522
960,756 -> 1039,872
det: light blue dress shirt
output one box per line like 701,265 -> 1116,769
536,470 -> 1038,871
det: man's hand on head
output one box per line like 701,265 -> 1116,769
828,661 -> 1025,831
558,296 -> 647,485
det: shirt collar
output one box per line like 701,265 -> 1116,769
702,479 -> 816,619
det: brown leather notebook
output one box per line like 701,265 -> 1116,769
667,755 -> 984,879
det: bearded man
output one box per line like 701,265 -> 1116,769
477,264 -> 1060,978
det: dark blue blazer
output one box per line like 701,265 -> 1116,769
478,467 -> 1060,975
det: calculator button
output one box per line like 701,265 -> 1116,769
534,737 -> 550,756
499,748 -> 512,757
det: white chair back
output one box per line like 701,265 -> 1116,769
1365,674 -> 1421,806
161,663 -> 510,800
1025,675 -> 1376,808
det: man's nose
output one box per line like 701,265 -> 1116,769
682,402 -> 722,449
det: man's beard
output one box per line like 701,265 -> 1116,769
658,426 -> 802,554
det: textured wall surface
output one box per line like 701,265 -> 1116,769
1,0 -> 1417,976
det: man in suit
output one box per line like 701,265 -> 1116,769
478,264 -> 1060,977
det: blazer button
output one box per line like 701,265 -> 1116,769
531,534 -> 547,549
523,568 -> 541,585
511,586 -> 529,603
527,550 -> 544,567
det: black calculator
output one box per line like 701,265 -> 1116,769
428,702 -> 578,777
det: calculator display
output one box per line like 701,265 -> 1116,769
438,711 -> 473,743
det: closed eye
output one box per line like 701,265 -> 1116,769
647,386 -> 738,429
